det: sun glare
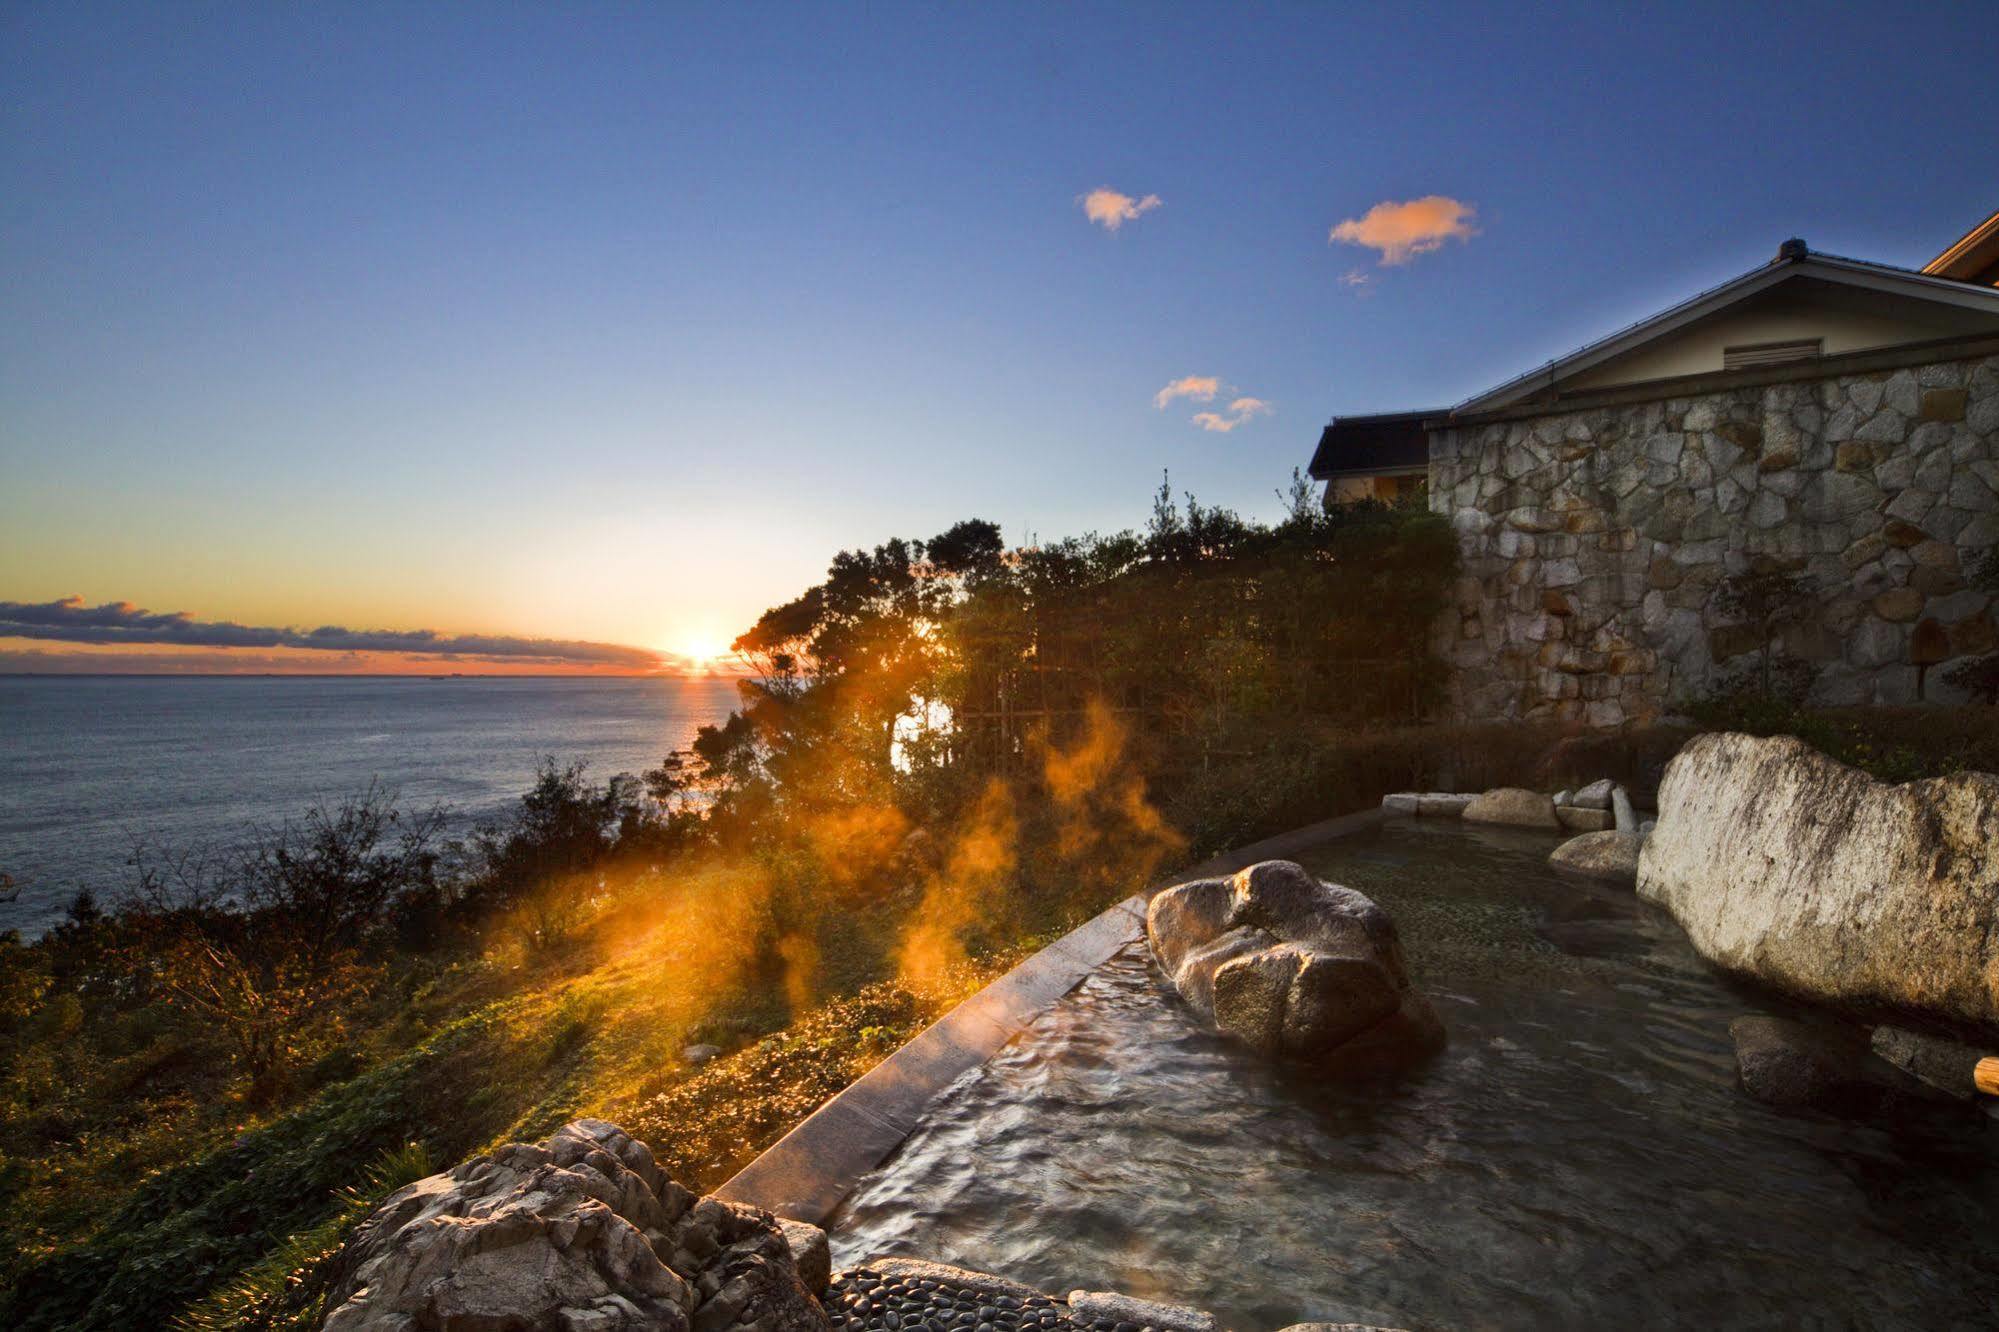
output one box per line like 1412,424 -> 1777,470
674,636 -> 733,670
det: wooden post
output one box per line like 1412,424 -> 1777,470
1976,1056 -> 1999,1097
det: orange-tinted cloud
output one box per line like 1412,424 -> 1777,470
1329,195 -> 1478,265
1192,397 -> 1273,433
1153,375 -> 1221,409
1081,186 -> 1162,231
0,597 -> 678,673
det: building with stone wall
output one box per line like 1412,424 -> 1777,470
1308,216 -> 1999,725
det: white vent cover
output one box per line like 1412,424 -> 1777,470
1723,338 -> 1824,370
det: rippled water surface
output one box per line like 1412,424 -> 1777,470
828,820 -> 1999,1331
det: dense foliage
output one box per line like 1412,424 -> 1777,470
664,475 -> 1459,861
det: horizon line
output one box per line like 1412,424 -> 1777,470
0,670 -> 748,680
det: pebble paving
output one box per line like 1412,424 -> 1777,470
824,1268 -> 1155,1332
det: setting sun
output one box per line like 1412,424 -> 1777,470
672,635 -> 734,669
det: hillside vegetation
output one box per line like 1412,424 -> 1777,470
9,477 -> 1991,1329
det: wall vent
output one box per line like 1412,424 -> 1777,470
1723,338 -> 1824,370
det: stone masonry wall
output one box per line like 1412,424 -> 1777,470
1430,352 -> 1999,725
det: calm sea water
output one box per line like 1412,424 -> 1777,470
0,675 -> 742,937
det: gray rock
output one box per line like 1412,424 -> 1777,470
862,1257 -> 1044,1301
1556,805 -> 1615,833
1570,778 -> 1617,809
1380,792 -> 1420,815
1278,1325 -> 1413,1332
1730,1016 -> 1906,1115
1870,1025 -> 1990,1101
1638,734 -> 1999,1028
1610,784 -> 1636,833
1146,861 -> 1443,1070
1416,791 -> 1478,818
1068,1290 -> 1215,1332
321,1119 -> 827,1332
1549,830 -> 1643,882
777,1219 -> 830,1295
1462,787 -> 1561,830
683,1043 -> 723,1065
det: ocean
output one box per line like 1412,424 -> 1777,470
0,675 -> 743,938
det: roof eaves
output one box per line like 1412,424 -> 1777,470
1453,248 -> 1999,417
1923,208 -> 1999,279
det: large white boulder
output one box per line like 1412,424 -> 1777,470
1638,733 -> 1999,1031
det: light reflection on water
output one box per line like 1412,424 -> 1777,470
827,819 -> 1999,1331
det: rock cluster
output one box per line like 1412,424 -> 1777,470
1382,781 -> 1648,881
319,1119 -> 827,1332
1386,779 -> 1634,835
1429,354 -> 1999,723
1378,791 -> 1475,817
1638,732 -> 1999,1029
1146,860 -> 1443,1069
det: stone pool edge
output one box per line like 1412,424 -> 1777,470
713,805 -> 1387,1224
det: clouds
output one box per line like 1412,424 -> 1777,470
1080,186 -> 1162,231
1154,380 -> 1272,433
0,597 -> 665,670
1191,398 -> 1273,433
1153,375 -> 1221,409
1329,195 -> 1478,266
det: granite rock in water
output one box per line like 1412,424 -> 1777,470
1639,733 -> 1999,1029
1555,805 -> 1615,833
1462,787 -> 1561,829
1870,1024 -> 1989,1100
319,1118 -> 826,1332
1549,830 -> 1643,882
1068,1290 -> 1214,1332
1146,860 -> 1443,1069
1569,778 -> 1617,810
1729,1016 -> 1911,1116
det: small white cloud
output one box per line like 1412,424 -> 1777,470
1192,398 -> 1273,433
1082,186 -> 1163,231
1154,375 -> 1222,409
1339,267 -> 1373,290
1330,195 -> 1478,266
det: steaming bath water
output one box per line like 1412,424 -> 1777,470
826,819 -> 1999,1330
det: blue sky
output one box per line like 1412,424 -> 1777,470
3,1 -> 1995,666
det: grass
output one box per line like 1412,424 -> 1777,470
1683,697 -> 1999,784
0,854 -> 1043,1331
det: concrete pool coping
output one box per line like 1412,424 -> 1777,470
713,805 -> 1387,1224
